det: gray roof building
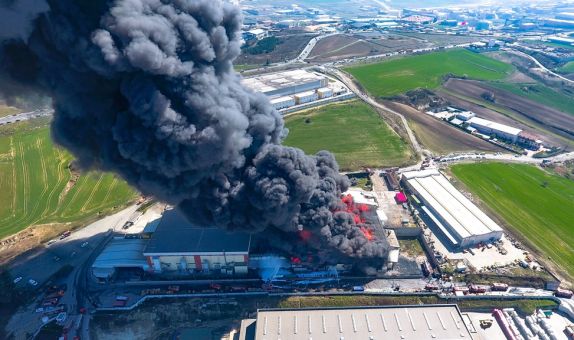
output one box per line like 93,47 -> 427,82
143,209 -> 251,256
238,304 -> 473,340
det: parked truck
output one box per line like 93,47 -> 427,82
491,283 -> 509,292
555,288 -> 573,299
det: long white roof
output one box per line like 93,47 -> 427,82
404,170 -> 502,240
250,305 -> 472,340
242,69 -> 324,95
467,117 -> 522,136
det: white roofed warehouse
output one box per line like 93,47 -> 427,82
402,170 -> 503,248
242,70 -> 328,98
238,305 -> 473,340
467,117 -> 522,143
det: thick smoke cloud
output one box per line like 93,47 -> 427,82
0,0 -> 388,267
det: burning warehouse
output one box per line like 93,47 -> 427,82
250,193 -> 390,279
93,197 -> 390,281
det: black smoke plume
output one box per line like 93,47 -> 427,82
0,0 -> 388,268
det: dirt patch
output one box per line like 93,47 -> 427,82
505,70 -> 536,83
0,222 -> 69,265
383,101 -> 502,154
59,163 -> 80,203
308,33 -> 428,63
389,88 -> 448,111
442,79 -> 574,142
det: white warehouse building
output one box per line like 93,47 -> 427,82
242,69 -> 328,98
467,117 -> 522,143
402,169 -> 503,248
270,96 -> 295,110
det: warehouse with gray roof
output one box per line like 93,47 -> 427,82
402,169 -> 503,248
238,304 -> 473,340
144,208 -> 251,275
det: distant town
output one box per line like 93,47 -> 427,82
0,1 -> 573,340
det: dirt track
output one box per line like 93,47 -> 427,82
442,79 -> 574,144
383,101 -> 502,154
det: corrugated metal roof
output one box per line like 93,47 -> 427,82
242,70 -> 325,95
403,170 -> 502,242
250,305 -> 472,340
467,117 -> 522,136
92,238 -> 149,269
143,209 -> 251,255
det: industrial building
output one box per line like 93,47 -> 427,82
238,305 -> 473,340
242,70 -> 328,98
91,238 -> 149,281
91,208 -> 252,280
402,170 -> 503,248
242,69 -> 351,112
293,90 -> 318,104
467,117 -> 522,143
143,209 -> 251,275
270,96 -> 296,110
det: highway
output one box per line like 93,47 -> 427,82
0,108 -> 53,125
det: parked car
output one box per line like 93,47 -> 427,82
81,241 -> 89,248
13,276 -> 22,284
29,279 -> 38,286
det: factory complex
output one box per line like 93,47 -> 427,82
91,198 -> 395,282
92,209 -> 252,281
242,69 -> 353,112
143,210 -> 251,275
238,305 -> 473,340
427,107 -> 543,150
402,169 -> 503,249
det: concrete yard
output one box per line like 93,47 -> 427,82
427,232 -> 525,271
370,171 -> 413,227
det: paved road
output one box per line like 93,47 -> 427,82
0,108 -> 53,125
292,33 -> 337,63
9,205 -> 140,288
5,205 -> 140,340
505,47 -> 574,85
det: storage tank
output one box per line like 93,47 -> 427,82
509,310 -> 535,339
493,309 -> 518,340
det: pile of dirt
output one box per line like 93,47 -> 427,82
388,88 -> 448,111
0,223 -> 68,266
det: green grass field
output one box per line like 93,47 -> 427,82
451,162 -> 574,282
489,82 -> 574,117
283,100 -> 413,170
345,49 -> 513,97
0,126 -> 136,239
278,295 -> 557,314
